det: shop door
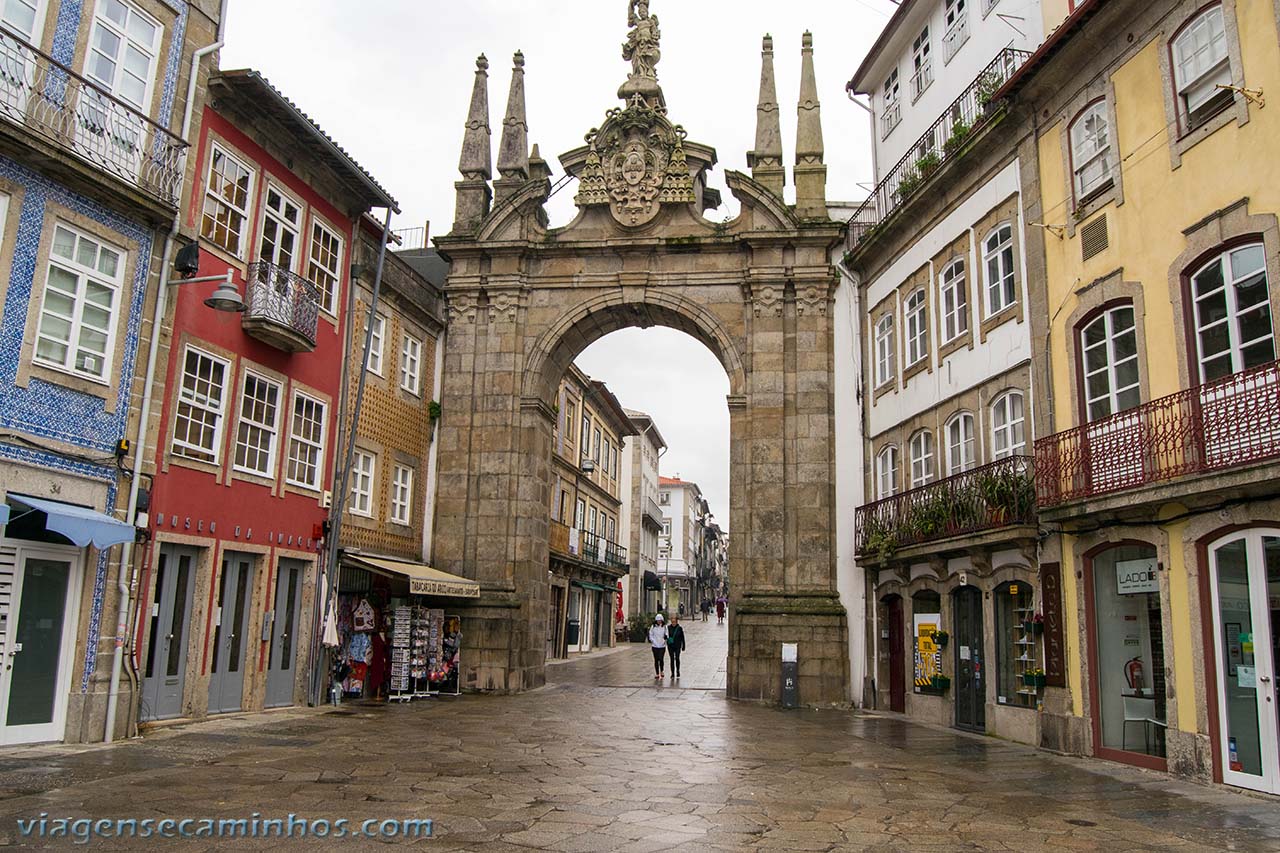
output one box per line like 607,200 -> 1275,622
140,544 -> 197,721
1209,531 -> 1280,794
265,559 -> 304,708
0,545 -> 80,745
208,553 -> 254,714
953,586 -> 986,732
886,596 -> 905,713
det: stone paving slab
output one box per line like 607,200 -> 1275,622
0,618 -> 1277,849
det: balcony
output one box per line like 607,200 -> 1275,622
942,16 -> 970,64
909,60 -> 933,102
242,261 -> 321,352
643,495 -> 664,527
0,25 -> 186,208
855,456 -> 1036,562
1035,360 -> 1280,509
880,101 -> 901,139
847,48 -> 1030,248
548,521 -> 629,571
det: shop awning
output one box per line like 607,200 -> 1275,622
643,570 -> 662,591
342,553 -> 480,599
0,504 -> 8,527
573,580 -> 608,592
7,495 -> 134,548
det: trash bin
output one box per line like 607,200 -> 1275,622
566,618 -> 580,646
780,643 -> 799,709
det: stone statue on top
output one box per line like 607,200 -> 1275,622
620,0 -> 663,105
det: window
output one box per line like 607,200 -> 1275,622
308,220 -> 343,314
286,392 -> 325,489
580,413 -> 591,457
874,313 -> 896,387
365,314 -> 385,375
575,498 -> 586,529
171,346 -> 229,463
1070,101 -> 1112,201
990,391 -> 1026,458
1172,6 -> 1232,131
1191,244 -> 1274,383
259,185 -> 301,271
1081,305 -> 1140,421
945,413 -> 976,474
945,0 -> 966,29
941,259 -> 968,343
34,223 -> 124,381
910,27 -> 932,100
882,68 -> 901,136
350,451 -> 375,517
390,465 -> 413,525
400,333 -> 422,394
85,0 -> 160,112
984,225 -> 1016,315
233,373 -> 281,477
200,144 -> 253,257
603,439 -> 612,478
662,520 -> 671,536
659,491 -> 670,505
876,445 -> 899,499
593,427 -> 602,462
995,582 -> 1036,708
905,288 -> 928,366
909,430 -> 934,488
943,0 -> 969,62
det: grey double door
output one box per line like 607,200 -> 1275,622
140,545 -> 197,721
208,553 -> 254,714
264,559 -> 304,708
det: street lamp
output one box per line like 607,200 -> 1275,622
172,242 -> 244,312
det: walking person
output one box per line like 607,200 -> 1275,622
648,614 -> 668,680
666,615 -> 686,679
715,597 -> 726,625
700,598 -> 710,622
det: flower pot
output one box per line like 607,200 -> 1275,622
1022,673 -> 1046,689
929,675 -> 951,692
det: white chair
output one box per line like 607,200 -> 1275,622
1121,695 -> 1156,751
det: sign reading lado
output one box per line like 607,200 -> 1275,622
1116,558 -> 1158,595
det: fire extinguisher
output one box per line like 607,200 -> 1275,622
1125,656 -> 1144,691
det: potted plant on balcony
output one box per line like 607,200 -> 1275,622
862,515 -> 898,562
977,467 -> 1037,525
975,69 -> 1003,112
943,120 -> 972,156
916,151 -> 942,179
1022,668 -> 1047,689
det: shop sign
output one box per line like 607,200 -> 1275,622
1041,562 -> 1067,687
410,577 -> 481,598
1116,558 -> 1158,595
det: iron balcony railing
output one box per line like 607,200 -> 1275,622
243,261 -> 321,350
847,47 -> 1030,246
550,521 -> 630,570
0,25 -> 187,207
855,455 -> 1036,557
1035,360 -> 1280,507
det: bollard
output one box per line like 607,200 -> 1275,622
781,642 -> 799,709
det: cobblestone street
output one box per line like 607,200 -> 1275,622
2,619 -> 1279,850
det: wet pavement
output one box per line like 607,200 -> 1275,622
1,617 -> 1279,850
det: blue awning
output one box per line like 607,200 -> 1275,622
8,495 -> 134,548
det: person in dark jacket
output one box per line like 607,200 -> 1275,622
666,615 -> 687,678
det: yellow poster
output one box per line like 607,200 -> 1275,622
913,615 -> 940,688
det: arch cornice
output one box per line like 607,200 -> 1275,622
724,170 -> 800,232
475,178 -> 552,242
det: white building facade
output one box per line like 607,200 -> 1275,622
619,410 -> 666,617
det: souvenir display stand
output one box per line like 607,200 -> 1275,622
387,606 -> 461,701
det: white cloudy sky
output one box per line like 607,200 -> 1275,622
223,0 -> 890,525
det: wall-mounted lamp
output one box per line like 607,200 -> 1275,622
171,242 -> 244,312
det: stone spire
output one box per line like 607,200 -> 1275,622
453,54 -> 493,232
793,31 -> 828,218
495,51 -> 530,201
748,34 -> 785,199
528,143 -> 552,182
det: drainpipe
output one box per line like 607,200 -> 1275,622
105,3 -> 228,744
421,323 -> 446,562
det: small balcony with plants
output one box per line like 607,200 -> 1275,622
241,261 -> 322,352
855,456 -> 1037,566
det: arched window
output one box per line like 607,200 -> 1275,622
909,429 -> 934,488
905,288 -> 929,366
940,259 -> 968,342
875,313 -> 896,387
1069,100 -> 1112,200
876,445 -> 900,498
994,581 -> 1036,708
984,224 -> 1016,315
945,412 -> 975,474
1080,305 -> 1140,421
990,391 -> 1026,458
1172,5 -> 1232,131
1190,243 -> 1273,383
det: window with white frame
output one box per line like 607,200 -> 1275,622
876,445 -> 899,499
943,0 -> 969,62
85,0 -> 160,112
365,314 -> 385,375
882,68 -> 901,135
603,439 -> 612,478
390,464 -> 413,525
1171,5 -> 1233,131
350,450 -> 375,517
1080,305 -> 1140,421
945,413 -> 976,474
1191,244 -> 1273,383
286,392 -> 325,489
984,224 -> 1017,316
233,372 -> 281,477
905,288 -> 928,366
593,427 -> 602,462
909,429 -> 934,488
201,144 -> 253,257
259,185 -> 301,271
911,28 -> 932,100
307,220 -> 343,314
580,413 -> 591,458
875,313 -> 896,387
171,346 -> 229,463
941,259 -> 968,342
990,391 -> 1026,458
1070,101 -> 1112,201
34,223 -> 124,381
575,498 -> 586,529
400,333 -> 421,394
659,491 -> 670,505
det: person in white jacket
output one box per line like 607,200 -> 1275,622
648,614 -> 669,680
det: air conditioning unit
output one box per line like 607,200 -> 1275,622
321,490 -> 333,509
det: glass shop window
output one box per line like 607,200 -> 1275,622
912,590 -> 942,693
995,582 -> 1037,708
